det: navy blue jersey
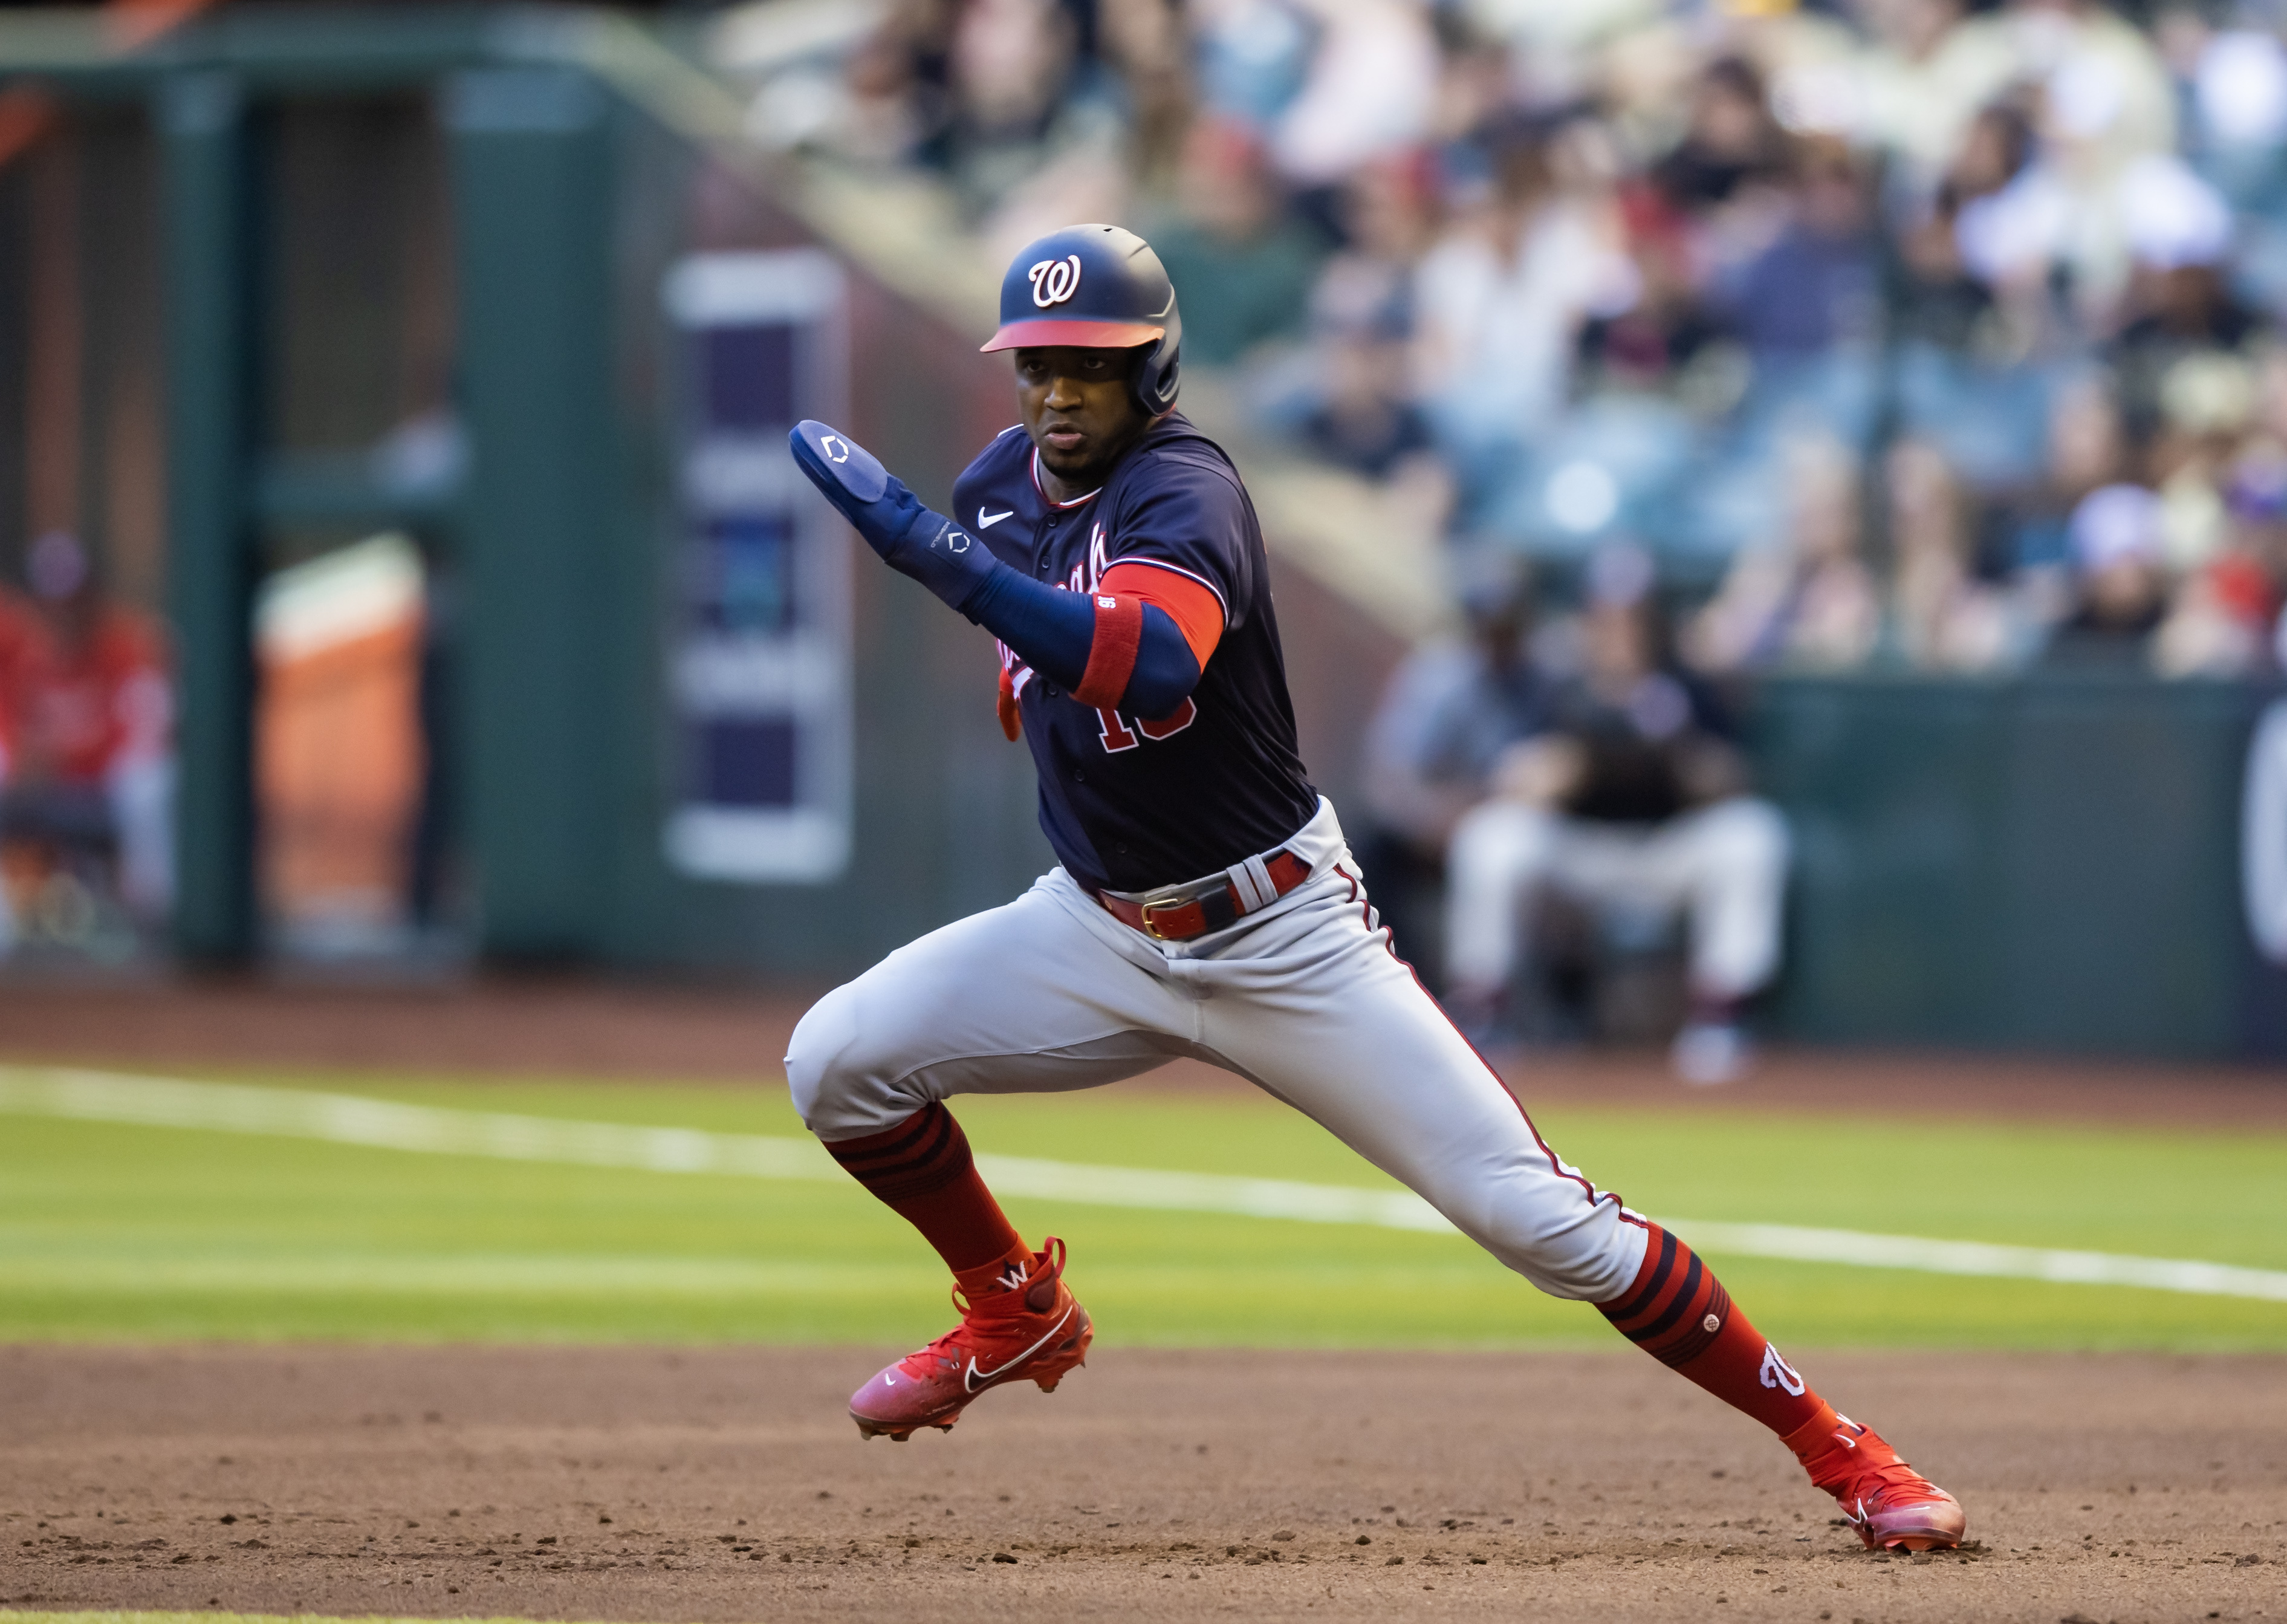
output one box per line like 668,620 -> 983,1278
952,412 -> 1319,894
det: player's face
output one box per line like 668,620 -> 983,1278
1014,346 -> 1149,490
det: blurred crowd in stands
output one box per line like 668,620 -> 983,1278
751,0 -> 2287,684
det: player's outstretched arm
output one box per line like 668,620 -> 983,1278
790,420 -> 998,612
789,420 -> 1202,716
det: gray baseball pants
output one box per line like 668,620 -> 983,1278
785,798 -> 1646,1302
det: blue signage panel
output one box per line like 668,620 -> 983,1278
660,250 -> 852,883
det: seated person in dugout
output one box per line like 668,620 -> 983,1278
1442,547 -> 1788,1084
0,531 -> 174,949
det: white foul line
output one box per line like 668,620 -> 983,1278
3,1065 -> 2283,1304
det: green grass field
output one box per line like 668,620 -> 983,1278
4,1070 -> 2285,1350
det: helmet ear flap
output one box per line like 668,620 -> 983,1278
1129,322 -> 1182,416
1151,349 -> 1181,412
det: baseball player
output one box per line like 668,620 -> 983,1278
784,224 -> 1965,1553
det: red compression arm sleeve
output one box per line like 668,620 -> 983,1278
1100,561 -> 1224,667
1070,593 -> 1144,709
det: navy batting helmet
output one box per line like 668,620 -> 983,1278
980,224 -> 1182,415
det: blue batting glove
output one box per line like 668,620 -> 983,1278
789,420 -> 998,614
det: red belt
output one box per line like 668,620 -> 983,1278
1098,849 -> 1313,942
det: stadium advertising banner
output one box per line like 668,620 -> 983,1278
660,249 -> 853,885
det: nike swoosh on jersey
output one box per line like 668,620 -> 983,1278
978,508 -> 1014,528
963,1303 -> 1075,1392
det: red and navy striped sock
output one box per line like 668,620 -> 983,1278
1598,1223 -> 1826,1437
823,1102 -> 1029,1286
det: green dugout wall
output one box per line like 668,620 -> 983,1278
1751,674 -> 2283,1059
10,8 -> 2282,1057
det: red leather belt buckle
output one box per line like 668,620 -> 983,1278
1103,849 -> 1311,943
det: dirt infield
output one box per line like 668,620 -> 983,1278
2,976 -> 2286,1128
2,1345 -> 2280,1624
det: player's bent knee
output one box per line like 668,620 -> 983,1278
1476,1180 -> 1643,1302
785,978 -> 947,1140
783,983 -> 889,1138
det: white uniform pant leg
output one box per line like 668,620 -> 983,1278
1178,863 -> 1646,1302
107,756 -> 175,921
1650,797 -> 1791,1001
785,873 -> 1194,1141
1450,799 -> 1791,1004
1442,800 -> 1564,994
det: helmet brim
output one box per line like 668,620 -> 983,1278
980,318 -> 1166,353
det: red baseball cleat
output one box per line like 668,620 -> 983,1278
1792,1408 -> 1967,1551
849,1236 -> 1092,1441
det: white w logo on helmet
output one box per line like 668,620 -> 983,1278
1028,253 -> 1083,308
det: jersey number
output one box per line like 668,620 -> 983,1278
1095,697 -> 1197,753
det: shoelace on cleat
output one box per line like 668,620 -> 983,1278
892,1322 -> 974,1381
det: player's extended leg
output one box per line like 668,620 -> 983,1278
785,875 -> 1195,1439
1189,858 -> 1964,1551
1596,1220 -> 1964,1549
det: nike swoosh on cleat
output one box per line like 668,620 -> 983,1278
978,508 -> 1013,528
964,1305 -> 1075,1392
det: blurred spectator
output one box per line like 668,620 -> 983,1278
1887,438 -> 2025,671
2108,155 -> 2260,446
1095,0 -> 1190,188
1650,54 -> 1791,218
1687,438 -> 1882,672
1360,551 -> 1548,851
829,1 -> 958,169
1262,0 -> 1438,193
1891,101 -> 2036,351
1705,137 -> 1883,448
2006,0 -> 2176,177
2045,481 -> 2170,663
1581,181 -> 1720,391
1289,155 -> 1441,478
2007,372 -> 2132,582
2153,443 -> 2286,677
1300,309 -> 1433,478
1854,0 -> 2020,192
1988,0 -> 2178,316
1143,119 -> 1326,365
1444,548 -> 1788,1083
946,0 -> 1082,205
0,532 -> 174,946
1192,0 -> 1315,131
1413,117 -> 1637,512
1355,550 -> 1546,977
